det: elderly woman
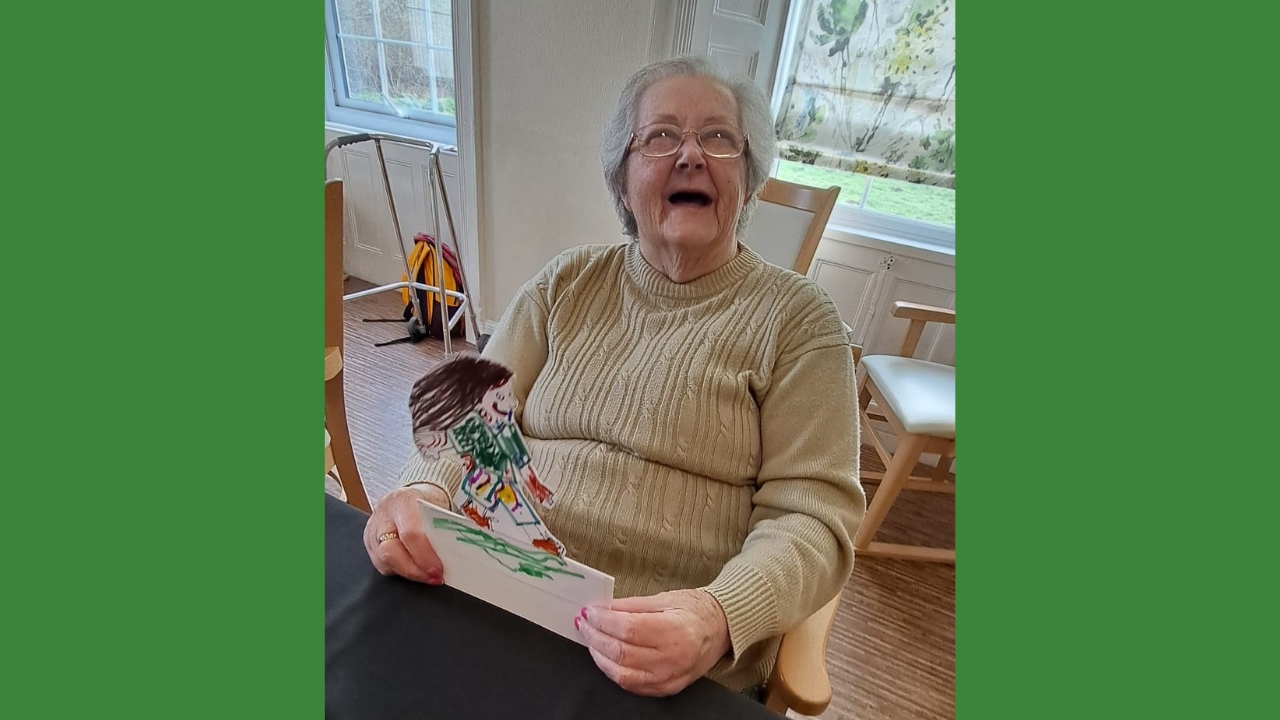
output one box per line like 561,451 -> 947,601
363,56 -> 865,699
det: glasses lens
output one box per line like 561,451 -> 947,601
633,124 -> 745,157
637,124 -> 682,156
699,126 -> 744,157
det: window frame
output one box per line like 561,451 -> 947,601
323,0 -> 458,145
827,191 -> 956,251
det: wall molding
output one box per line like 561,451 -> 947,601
649,0 -> 699,61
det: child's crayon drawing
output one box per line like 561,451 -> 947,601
409,355 -> 565,557
418,500 -> 614,645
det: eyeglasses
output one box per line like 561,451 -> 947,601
629,123 -> 749,159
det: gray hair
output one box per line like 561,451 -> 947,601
601,56 -> 776,239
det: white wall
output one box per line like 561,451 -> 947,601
473,0 -> 655,319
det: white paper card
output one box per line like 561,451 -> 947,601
418,499 -> 614,645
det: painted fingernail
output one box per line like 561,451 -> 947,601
426,570 -> 443,585
580,607 -> 588,620
573,616 -> 581,631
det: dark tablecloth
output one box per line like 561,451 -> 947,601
325,494 -> 780,719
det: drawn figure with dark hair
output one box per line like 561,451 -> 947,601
409,355 -> 564,556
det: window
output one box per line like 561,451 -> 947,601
773,159 -> 955,240
324,0 -> 457,144
771,0 -> 956,249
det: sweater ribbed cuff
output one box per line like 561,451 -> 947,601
402,481 -> 452,509
399,454 -> 465,511
701,563 -> 780,660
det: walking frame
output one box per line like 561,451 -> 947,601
324,132 -> 487,356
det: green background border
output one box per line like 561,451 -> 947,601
963,4 -> 1275,718
6,2 -> 320,715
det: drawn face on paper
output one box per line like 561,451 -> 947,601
481,379 -> 517,417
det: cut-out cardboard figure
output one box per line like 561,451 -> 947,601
409,355 -> 564,556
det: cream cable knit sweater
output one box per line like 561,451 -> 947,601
398,242 -> 864,690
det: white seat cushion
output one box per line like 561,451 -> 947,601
862,355 -> 955,439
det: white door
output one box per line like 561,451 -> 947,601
689,0 -> 791,99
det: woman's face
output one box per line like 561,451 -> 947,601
481,379 -> 516,417
623,75 -> 748,253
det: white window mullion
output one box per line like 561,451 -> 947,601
422,2 -> 440,115
370,0 -> 393,108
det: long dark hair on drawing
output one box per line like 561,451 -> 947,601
409,354 -> 514,432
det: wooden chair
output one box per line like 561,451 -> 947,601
326,179 -> 371,514
854,301 -> 956,563
743,177 -> 840,274
763,593 -> 843,715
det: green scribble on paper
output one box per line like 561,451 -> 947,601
433,518 -> 584,580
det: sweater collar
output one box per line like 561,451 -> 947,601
624,241 -> 762,300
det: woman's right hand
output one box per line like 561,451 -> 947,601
362,485 -> 451,585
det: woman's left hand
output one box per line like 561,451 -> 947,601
576,589 -> 731,697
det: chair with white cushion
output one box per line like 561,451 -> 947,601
854,301 -> 956,563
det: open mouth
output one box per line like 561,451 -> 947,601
667,191 -> 713,207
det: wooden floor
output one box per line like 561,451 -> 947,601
330,278 -> 956,719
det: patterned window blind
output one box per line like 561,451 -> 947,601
774,0 -> 955,189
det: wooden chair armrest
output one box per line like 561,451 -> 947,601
324,429 -> 335,474
325,346 -> 343,381
891,301 -> 955,325
763,593 -> 842,716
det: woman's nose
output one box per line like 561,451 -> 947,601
674,134 -> 706,170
